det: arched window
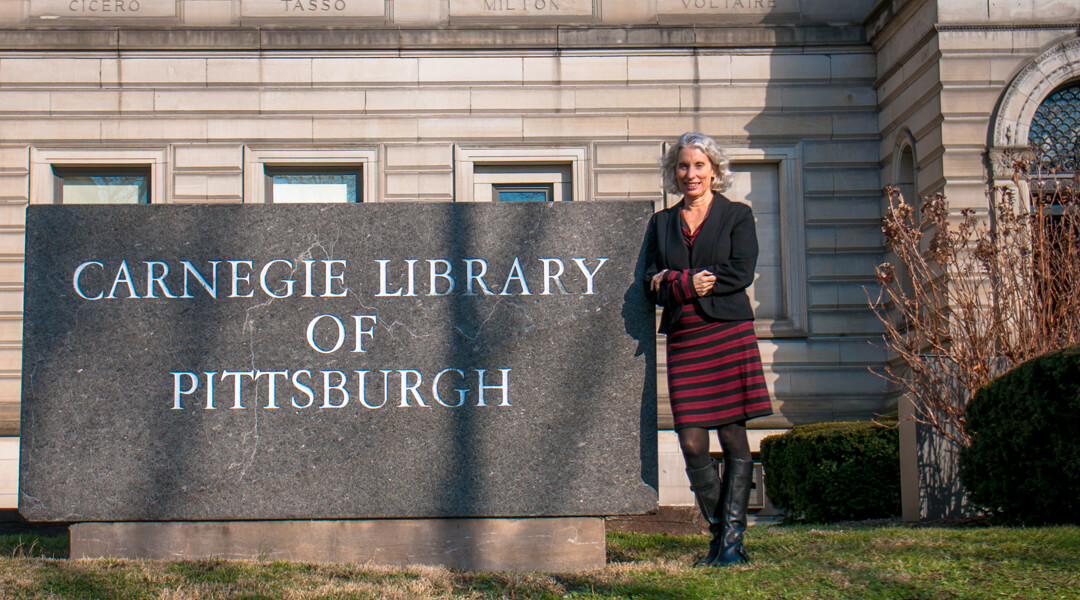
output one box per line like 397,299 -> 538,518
891,142 -> 920,305
990,37 -> 1080,179
897,145 -> 918,214
1028,82 -> 1080,173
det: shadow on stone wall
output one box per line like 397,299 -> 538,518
915,421 -> 975,521
626,227 -> 659,495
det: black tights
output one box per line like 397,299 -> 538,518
679,421 -> 752,470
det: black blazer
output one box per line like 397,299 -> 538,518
644,194 -> 758,334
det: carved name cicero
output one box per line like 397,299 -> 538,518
30,0 -> 176,17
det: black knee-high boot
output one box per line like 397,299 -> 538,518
685,460 -> 723,566
710,457 -> 754,566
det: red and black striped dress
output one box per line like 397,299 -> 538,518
661,221 -> 773,430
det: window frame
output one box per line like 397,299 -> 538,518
51,166 -> 152,205
473,163 -> 572,203
30,148 -> 167,205
244,147 -> 379,204
263,165 -> 363,204
991,38 -> 1080,178
492,183 -> 555,203
453,146 -> 588,203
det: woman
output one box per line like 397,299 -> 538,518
644,132 -> 773,567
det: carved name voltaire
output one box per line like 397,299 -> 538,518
70,255 -> 608,414
657,0 -> 795,12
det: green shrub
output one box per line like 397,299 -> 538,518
959,347 -> 1080,524
760,421 -> 900,523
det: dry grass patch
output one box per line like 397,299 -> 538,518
0,526 -> 1077,599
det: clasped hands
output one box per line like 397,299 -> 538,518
650,269 -> 716,297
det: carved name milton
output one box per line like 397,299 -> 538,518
450,0 -> 593,17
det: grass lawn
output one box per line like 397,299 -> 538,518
1,525 -> 1077,599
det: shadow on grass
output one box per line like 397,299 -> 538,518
167,559 -> 250,584
0,533 -> 68,558
457,570 -> 714,600
2,527 -> 1078,600
606,530 -> 705,563
37,559 -> 157,600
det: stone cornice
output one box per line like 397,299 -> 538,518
0,24 -> 866,52
935,23 -> 1080,32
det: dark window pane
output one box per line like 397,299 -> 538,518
1030,83 -> 1080,172
494,184 -> 552,202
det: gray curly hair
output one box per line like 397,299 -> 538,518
660,132 -> 734,195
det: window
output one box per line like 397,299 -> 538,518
991,38 -> 1080,180
472,164 -> 571,203
244,147 -> 378,204
493,184 -> 553,202
726,162 -> 783,322
709,146 -> 807,337
454,146 -> 587,203
884,136 -> 921,324
1029,82 -> 1080,173
52,166 -> 150,204
264,166 -> 360,203
30,148 -> 166,205
897,146 -> 917,210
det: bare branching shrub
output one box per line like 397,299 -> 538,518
869,157 -> 1080,448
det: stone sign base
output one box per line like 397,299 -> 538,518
69,517 -> 606,572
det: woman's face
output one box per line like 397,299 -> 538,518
675,146 -> 716,202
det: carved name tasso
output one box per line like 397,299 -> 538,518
450,0 -> 593,17
240,0 -> 384,17
70,255 -> 608,414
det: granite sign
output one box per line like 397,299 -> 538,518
20,202 -> 657,522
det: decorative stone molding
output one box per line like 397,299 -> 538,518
988,147 -> 1035,180
244,146 -> 380,204
453,145 -> 589,204
992,36 -> 1080,151
30,147 -> 168,204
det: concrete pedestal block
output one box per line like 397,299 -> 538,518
70,517 -> 606,572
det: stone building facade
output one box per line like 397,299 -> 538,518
0,0 -> 1078,510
